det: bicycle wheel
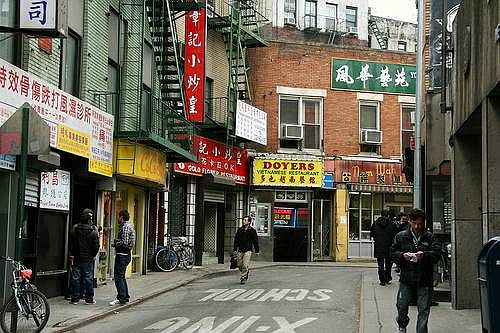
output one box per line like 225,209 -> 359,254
1,289 -> 50,333
155,247 -> 179,272
182,246 -> 194,269
433,256 -> 445,287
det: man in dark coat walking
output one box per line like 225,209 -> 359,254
233,216 -> 259,285
371,210 -> 398,285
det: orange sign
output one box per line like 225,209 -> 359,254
324,160 -> 409,185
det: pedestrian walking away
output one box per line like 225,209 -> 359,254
370,209 -> 398,286
391,208 -> 441,333
233,216 -> 259,285
69,208 -> 100,305
110,209 -> 136,306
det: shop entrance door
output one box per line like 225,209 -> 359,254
273,228 -> 308,262
312,200 -> 332,260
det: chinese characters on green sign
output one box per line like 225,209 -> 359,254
331,59 -> 417,95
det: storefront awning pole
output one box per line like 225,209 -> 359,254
15,106 -> 29,260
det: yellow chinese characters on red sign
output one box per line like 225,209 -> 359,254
57,125 -> 90,158
253,159 -> 322,187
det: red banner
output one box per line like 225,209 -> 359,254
184,6 -> 206,122
174,136 -> 248,184
324,159 -> 410,186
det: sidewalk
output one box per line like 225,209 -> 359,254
361,270 -> 482,333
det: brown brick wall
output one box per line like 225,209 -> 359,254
247,41 -> 416,159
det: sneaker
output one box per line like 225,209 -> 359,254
85,299 -> 96,305
245,271 -> 250,281
69,300 -> 79,305
379,282 -> 386,286
240,279 -> 245,285
398,327 -> 407,333
109,299 -> 121,306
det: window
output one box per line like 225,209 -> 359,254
0,0 -> 17,63
359,101 -> 380,153
348,192 -> 384,240
62,30 -> 81,97
107,62 -> 119,115
143,41 -> 153,88
325,3 -> 337,31
401,105 -> 415,157
304,0 -> 317,29
205,77 -> 214,119
108,8 -> 120,63
398,41 -> 407,52
279,96 -> 322,151
284,0 -> 296,19
346,6 -> 357,30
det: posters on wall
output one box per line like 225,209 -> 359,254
235,100 -> 267,146
40,169 -> 70,211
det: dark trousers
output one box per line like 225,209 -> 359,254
377,257 -> 392,283
114,253 -> 131,304
70,260 -> 94,302
396,282 -> 432,333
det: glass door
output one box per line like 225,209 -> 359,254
312,199 -> 332,260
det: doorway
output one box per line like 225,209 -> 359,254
312,199 -> 332,260
272,207 -> 309,262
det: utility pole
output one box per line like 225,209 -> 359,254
413,0 -> 425,209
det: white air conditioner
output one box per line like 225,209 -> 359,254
282,124 -> 303,140
360,129 -> 382,145
347,26 -> 358,35
410,111 -> 416,125
206,3 -> 214,18
284,17 -> 296,26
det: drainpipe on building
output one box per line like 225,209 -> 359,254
413,0 -> 424,209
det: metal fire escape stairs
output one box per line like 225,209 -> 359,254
368,17 -> 388,50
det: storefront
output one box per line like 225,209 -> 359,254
112,139 -> 167,277
251,156 -> 328,262
325,158 -> 413,259
174,136 -> 248,265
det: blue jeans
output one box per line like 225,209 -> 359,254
114,254 -> 131,304
396,282 -> 432,333
70,260 -> 94,302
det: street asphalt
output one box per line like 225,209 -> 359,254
74,266 -> 367,333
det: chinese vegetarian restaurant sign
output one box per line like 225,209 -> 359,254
236,100 -> 267,146
331,58 -> 417,95
174,136 -> 248,184
184,3 -> 206,122
0,58 -> 114,177
324,159 -> 410,185
253,159 -> 322,187
40,169 -> 70,211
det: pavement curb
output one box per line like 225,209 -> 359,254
359,270 -> 365,333
51,263 -> 375,332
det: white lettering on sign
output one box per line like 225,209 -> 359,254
199,289 -> 332,302
144,316 -> 318,333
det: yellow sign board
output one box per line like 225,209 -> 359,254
56,125 -> 90,158
114,140 -> 166,186
253,159 -> 322,187
88,159 -> 113,177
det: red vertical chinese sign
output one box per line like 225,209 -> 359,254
184,4 -> 206,122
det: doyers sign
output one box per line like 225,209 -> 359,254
0,58 -> 114,176
253,159 -> 322,187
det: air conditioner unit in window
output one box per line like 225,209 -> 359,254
347,26 -> 358,35
206,3 -> 214,18
410,111 -> 416,125
282,124 -> 303,140
360,129 -> 382,145
284,17 -> 296,26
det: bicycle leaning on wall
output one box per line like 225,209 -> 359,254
0,256 -> 50,333
155,235 -> 194,272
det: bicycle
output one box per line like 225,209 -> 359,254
0,256 -> 50,333
155,235 -> 179,272
433,243 -> 451,287
171,236 -> 194,270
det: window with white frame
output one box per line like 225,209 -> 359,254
279,96 -> 322,151
284,0 -> 296,20
304,0 -> 317,29
325,3 -> 337,31
398,41 -> 407,52
401,105 -> 415,157
346,6 -> 357,31
359,101 -> 381,153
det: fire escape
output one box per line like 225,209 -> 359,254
112,0 -> 202,163
205,0 -> 268,147
368,16 -> 388,50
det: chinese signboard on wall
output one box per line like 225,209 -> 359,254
331,59 -> 417,95
236,100 -> 267,146
184,4 -> 206,122
40,169 -> 70,211
253,159 -> 322,187
324,159 -> 410,186
174,136 -> 248,184
0,58 -> 114,177
20,0 -> 57,30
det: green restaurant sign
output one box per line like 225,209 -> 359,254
331,58 -> 417,95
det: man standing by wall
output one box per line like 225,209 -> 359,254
371,210 -> 398,286
110,210 -> 136,306
69,209 -> 99,305
233,216 -> 259,285
391,208 -> 440,333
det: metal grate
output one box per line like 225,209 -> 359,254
204,202 -> 217,254
168,175 -> 186,236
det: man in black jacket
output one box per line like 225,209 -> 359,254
69,208 -> 100,305
233,216 -> 259,284
371,210 -> 398,286
391,208 -> 440,333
